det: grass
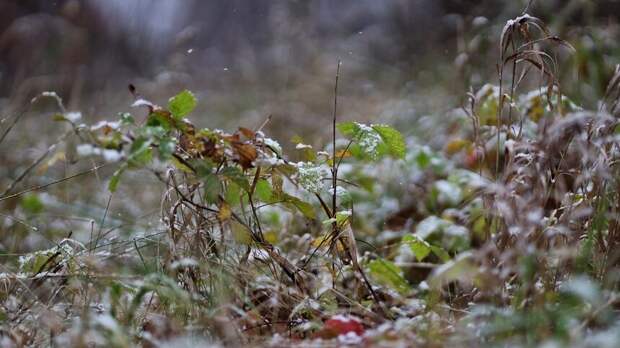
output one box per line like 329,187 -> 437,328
2,7 -> 620,348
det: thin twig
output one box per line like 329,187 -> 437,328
92,193 -> 113,252
0,163 -> 108,202
1,130 -> 73,197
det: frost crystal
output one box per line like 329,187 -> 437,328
76,144 -> 122,162
295,143 -> 312,150
76,144 -> 95,157
102,149 -> 123,162
65,112 -> 82,123
254,155 -> 285,167
263,137 -> 282,156
91,120 -> 121,131
170,258 -> 199,269
416,216 -> 449,240
338,332 -> 363,345
356,122 -> 382,158
41,91 -> 60,98
295,162 -> 327,193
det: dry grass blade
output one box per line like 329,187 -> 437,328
500,14 -> 549,59
602,65 -> 620,115
0,163 -> 108,202
0,110 -> 24,146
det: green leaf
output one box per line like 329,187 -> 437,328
415,150 -> 431,169
322,210 -> 351,227
367,258 -> 411,295
203,174 -> 221,204
146,112 -> 173,131
224,181 -> 242,206
221,167 -> 250,192
127,137 -> 153,168
52,113 -> 67,122
336,122 -> 360,137
21,194 -> 44,215
254,179 -> 274,202
372,124 -> 406,159
290,197 -> 316,220
282,194 -> 316,219
337,122 -> 405,160
119,112 -> 135,126
171,157 -> 194,173
428,252 -> 476,289
168,90 -> 197,119
322,217 -> 337,225
108,164 -> 127,192
192,159 -> 215,177
402,235 -> 431,262
158,137 -> 176,159
430,245 -> 451,262
335,210 -> 352,225
19,249 -> 58,274
131,147 -> 152,168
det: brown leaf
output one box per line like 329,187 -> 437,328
232,142 -> 258,169
200,137 -> 218,158
238,127 -> 256,139
223,134 -> 241,143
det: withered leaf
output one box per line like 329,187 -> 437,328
232,142 -> 258,169
200,137 -> 218,158
238,127 -> 256,139
217,201 -> 232,222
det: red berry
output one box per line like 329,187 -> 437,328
323,315 -> 365,337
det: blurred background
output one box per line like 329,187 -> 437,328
1,0 -> 619,253
3,0 -> 618,139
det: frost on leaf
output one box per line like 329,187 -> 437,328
295,162 -> 327,193
356,123 -> 382,158
64,111 -> 82,123
76,144 -> 123,162
262,137 -> 282,156
19,239 -> 85,275
433,180 -> 463,206
337,121 -> 406,159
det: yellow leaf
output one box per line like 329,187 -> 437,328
525,95 -> 545,122
312,233 -> 332,248
37,151 -> 66,174
312,233 -> 345,253
264,230 -> 278,244
170,157 -> 194,173
217,202 -> 232,222
445,139 -> 471,156
335,149 -> 352,159
230,220 -> 252,244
